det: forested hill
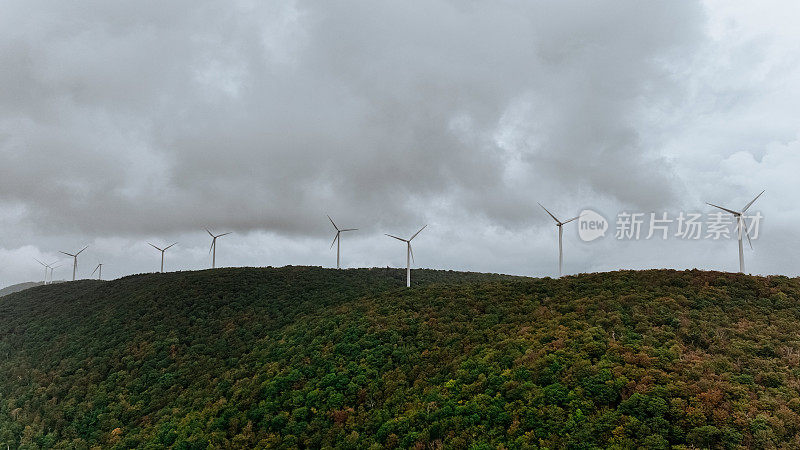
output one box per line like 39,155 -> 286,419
0,282 -> 42,298
2,267 -> 800,448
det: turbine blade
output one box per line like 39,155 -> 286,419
327,215 -> 339,231
148,243 -> 162,251
340,228 -> 358,232
538,202 -> 561,224
706,202 -> 739,216
91,264 -> 99,275
59,251 -> 75,257
742,190 -> 765,213
76,246 -> 88,256
561,214 -> 582,225
218,232 -> 232,237
164,242 -> 178,250
34,258 -> 46,266
206,228 -> 214,237
209,239 -> 215,254
330,232 -> 339,249
409,225 -> 427,241
385,234 -> 407,242
409,243 -> 415,264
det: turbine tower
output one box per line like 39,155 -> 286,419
706,190 -> 764,274
92,263 -> 103,280
538,203 -> 581,278
386,225 -> 427,287
59,246 -> 88,281
206,229 -> 231,269
148,242 -> 177,273
327,215 -> 358,269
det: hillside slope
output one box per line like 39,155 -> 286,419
0,282 -> 42,298
2,267 -> 800,448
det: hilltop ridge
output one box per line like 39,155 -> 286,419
2,267 -> 800,448
0,281 -> 43,298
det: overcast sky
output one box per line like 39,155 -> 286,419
2,0 -> 799,287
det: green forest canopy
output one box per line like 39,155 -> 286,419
2,266 -> 800,449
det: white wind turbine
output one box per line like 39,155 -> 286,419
706,190 -> 764,274
45,260 -> 58,284
49,264 -> 61,284
33,258 -> 56,284
327,215 -> 358,269
538,203 -> 581,278
59,246 -> 88,281
206,229 -> 232,269
92,263 -> 103,280
148,242 -> 177,273
386,225 -> 427,288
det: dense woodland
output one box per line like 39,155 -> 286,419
2,266 -> 800,448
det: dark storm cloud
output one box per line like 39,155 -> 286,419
1,0 -> 705,240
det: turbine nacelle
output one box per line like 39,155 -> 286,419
148,242 -> 177,253
34,258 -> 53,268
59,245 -> 88,258
538,202 -> 581,227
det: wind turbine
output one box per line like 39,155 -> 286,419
538,203 -> 581,278
45,260 -> 58,284
327,215 -> 358,269
206,229 -> 231,269
59,246 -> 88,281
49,264 -> 61,284
92,263 -> 103,280
148,242 -> 177,273
33,258 -> 52,284
386,225 -> 427,287
706,190 -> 764,274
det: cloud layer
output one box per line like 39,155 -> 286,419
2,0 -> 799,285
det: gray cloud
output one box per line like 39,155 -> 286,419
2,0 -> 798,286
1,0 -> 705,235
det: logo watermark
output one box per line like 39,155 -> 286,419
577,210 -> 763,242
578,209 -> 608,242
